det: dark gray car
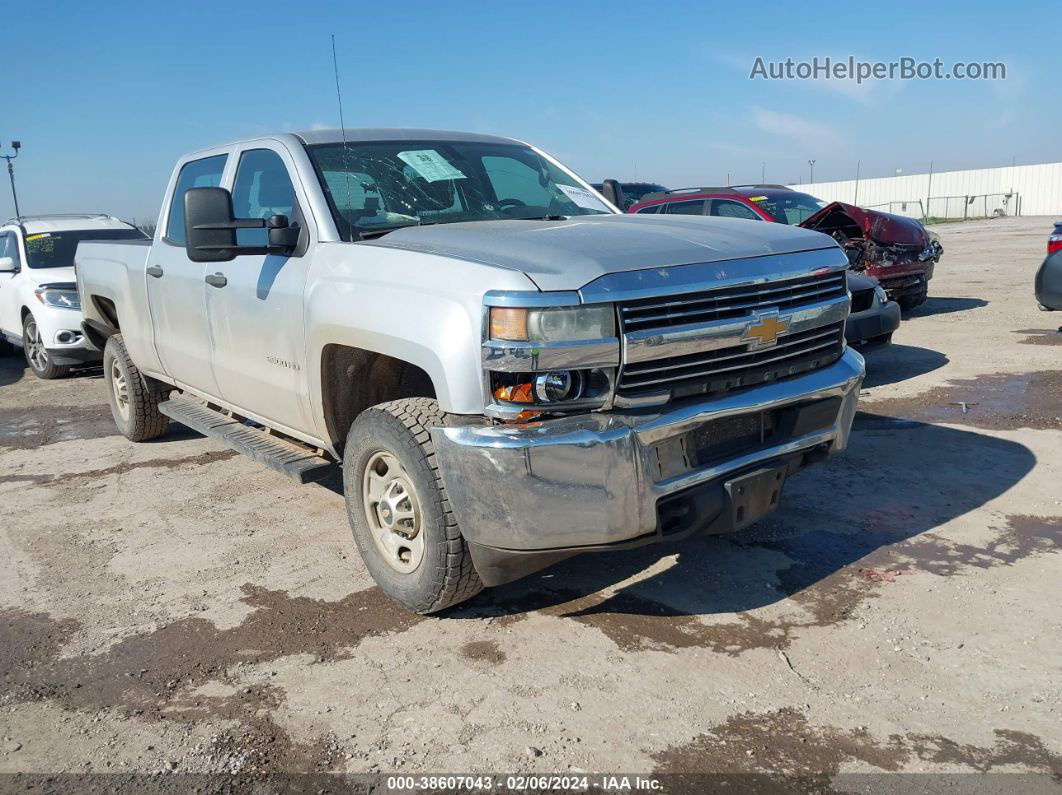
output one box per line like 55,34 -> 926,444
1035,221 -> 1062,310
846,271 -> 901,347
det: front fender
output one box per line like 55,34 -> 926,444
304,244 -> 539,445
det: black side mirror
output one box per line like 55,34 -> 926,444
267,215 -> 300,248
185,187 -> 241,262
600,179 -> 626,211
184,188 -> 298,262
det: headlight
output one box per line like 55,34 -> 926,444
489,305 -> 614,341
873,285 -> 888,304
34,287 -> 81,310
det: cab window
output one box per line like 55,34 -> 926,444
231,149 -> 296,246
710,200 -> 762,221
0,232 -> 20,267
663,200 -> 706,215
165,155 -> 227,245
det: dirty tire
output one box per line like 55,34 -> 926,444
103,334 -> 170,442
898,287 -> 928,310
343,397 -> 483,614
22,313 -> 70,379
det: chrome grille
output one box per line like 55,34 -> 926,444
619,270 -> 847,332
619,322 -> 845,398
616,269 -> 848,400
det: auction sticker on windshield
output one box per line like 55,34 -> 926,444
397,150 -> 467,183
556,184 -> 609,211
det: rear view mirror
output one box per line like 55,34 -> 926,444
0,256 -> 16,272
267,215 -> 300,248
185,187 -> 245,263
600,179 -> 626,211
184,188 -> 298,262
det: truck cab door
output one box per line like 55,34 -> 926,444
203,145 -> 313,437
147,152 -> 230,396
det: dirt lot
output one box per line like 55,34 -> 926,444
1,216 -> 1060,789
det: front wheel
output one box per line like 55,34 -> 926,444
898,286 -> 928,310
23,313 -> 70,379
103,334 -> 170,441
343,397 -> 483,614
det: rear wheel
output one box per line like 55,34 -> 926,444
343,397 -> 482,614
22,313 -> 70,379
103,334 -> 170,441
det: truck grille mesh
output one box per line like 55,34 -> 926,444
617,270 -> 847,399
619,322 -> 845,397
619,270 -> 846,332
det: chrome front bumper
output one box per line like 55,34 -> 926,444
433,348 -> 864,560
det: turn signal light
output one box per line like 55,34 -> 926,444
502,410 -> 544,424
494,382 -> 534,403
489,308 -> 528,341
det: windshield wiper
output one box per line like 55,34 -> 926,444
356,219 -> 436,240
498,213 -> 567,221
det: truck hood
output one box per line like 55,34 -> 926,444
800,202 -> 929,247
364,214 -> 838,292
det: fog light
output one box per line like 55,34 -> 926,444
534,371 -> 582,402
55,330 -> 79,344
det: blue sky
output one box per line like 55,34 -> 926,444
3,0 -> 1055,222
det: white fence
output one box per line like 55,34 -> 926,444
788,161 -> 1062,220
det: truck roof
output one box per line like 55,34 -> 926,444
4,214 -> 135,234
291,128 -> 520,146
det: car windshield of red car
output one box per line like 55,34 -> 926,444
747,192 -> 827,225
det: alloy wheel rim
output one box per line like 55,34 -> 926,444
25,320 -> 48,371
110,359 -> 129,420
362,451 -> 424,573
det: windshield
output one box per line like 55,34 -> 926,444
745,191 -> 827,225
24,228 -> 148,268
305,140 -> 612,240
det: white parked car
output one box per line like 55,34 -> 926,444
0,214 -> 148,378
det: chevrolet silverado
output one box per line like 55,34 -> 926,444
75,129 -> 864,613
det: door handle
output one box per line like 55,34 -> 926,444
146,265 -> 164,278
205,273 -> 228,288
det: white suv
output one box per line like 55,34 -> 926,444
0,214 -> 148,378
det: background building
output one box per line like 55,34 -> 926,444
789,161 -> 1062,221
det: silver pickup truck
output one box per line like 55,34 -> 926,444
76,128 -> 864,613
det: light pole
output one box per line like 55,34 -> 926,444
1,141 -> 22,220
807,159 -> 816,184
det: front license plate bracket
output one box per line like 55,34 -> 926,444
725,464 -> 788,531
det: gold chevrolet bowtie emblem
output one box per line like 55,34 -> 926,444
743,313 -> 791,348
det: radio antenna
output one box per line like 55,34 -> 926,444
331,34 -> 353,233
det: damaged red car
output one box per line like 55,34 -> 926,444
629,185 -> 943,309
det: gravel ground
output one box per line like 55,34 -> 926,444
1,216 -> 1059,790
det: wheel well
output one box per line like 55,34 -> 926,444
20,305 -> 31,324
321,345 -> 436,451
93,296 -> 120,330
82,296 -> 120,350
